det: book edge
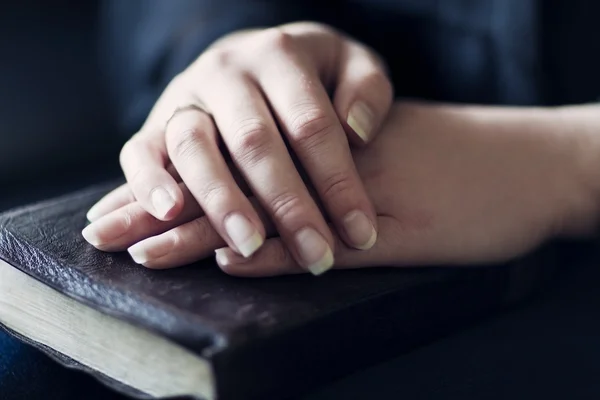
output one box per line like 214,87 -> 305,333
0,187 -> 228,355
0,259 -> 215,400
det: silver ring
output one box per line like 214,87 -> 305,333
165,102 -> 211,128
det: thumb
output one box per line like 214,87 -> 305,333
215,217 -> 400,277
333,39 -> 394,145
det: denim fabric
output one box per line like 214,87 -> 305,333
0,334 -> 21,383
0,332 -> 125,400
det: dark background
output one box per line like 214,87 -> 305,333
0,1 -> 122,211
1,1 -> 600,399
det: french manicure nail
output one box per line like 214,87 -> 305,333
127,233 -> 175,265
81,214 -> 130,247
128,243 -> 150,264
215,247 -> 248,267
86,203 -> 103,222
215,248 -> 231,266
295,227 -> 334,276
151,187 -> 176,218
347,101 -> 375,142
224,213 -> 263,257
81,225 -> 102,247
343,210 -> 377,250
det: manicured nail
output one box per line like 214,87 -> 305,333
224,213 -> 263,257
347,101 -> 375,142
214,247 -> 246,267
128,243 -> 149,264
343,210 -> 377,250
295,227 -> 334,275
81,214 -> 130,247
215,248 -> 231,266
128,233 -> 175,265
151,187 -> 176,219
81,225 -> 102,246
86,203 -> 103,222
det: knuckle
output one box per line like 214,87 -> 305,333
269,192 -> 305,223
320,171 -> 356,202
281,21 -> 332,34
168,128 -> 207,159
288,106 -> 336,147
230,118 -> 273,165
199,181 -> 231,208
260,28 -> 295,53
204,47 -> 235,71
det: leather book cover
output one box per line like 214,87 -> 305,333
0,183 -> 555,400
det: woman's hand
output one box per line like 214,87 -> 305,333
82,102 -> 599,276
85,22 -> 393,274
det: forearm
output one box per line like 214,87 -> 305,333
391,100 -> 600,238
547,104 -> 600,235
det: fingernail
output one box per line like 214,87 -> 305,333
86,203 -> 103,222
81,225 -> 102,246
215,248 -> 231,266
224,213 -> 264,257
343,210 -> 377,250
81,214 -> 130,246
151,187 -> 176,219
295,227 -> 334,276
128,243 -> 150,264
128,233 -> 175,265
215,247 -> 246,266
347,101 -> 375,142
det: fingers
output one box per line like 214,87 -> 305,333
128,218 -> 225,269
86,184 -> 135,222
82,183 -> 204,252
216,216 -> 399,277
119,132 -> 184,221
127,197 -> 275,269
275,22 -> 394,144
165,107 -> 266,258
98,25 -> 388,272
333,39 -> 394,145
191,69 -> 336,275
87,165 -> 183,222
252,34 -> 378,253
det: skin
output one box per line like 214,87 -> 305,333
81,102 -> 600,277
84,22 -> 394,275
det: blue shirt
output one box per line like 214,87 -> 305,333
99,0 -> 600,133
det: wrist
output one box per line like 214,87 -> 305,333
392,101 -> 600,239
548,105 -> 600,237
472,104 -> 597,239
423,101 -> 600,239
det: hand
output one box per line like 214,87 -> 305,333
82,102 -> 597,276
85,22 -> 393,274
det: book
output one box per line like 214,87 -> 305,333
0,183 -> 556,400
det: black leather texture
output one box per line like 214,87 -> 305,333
0,183 -> 557,400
